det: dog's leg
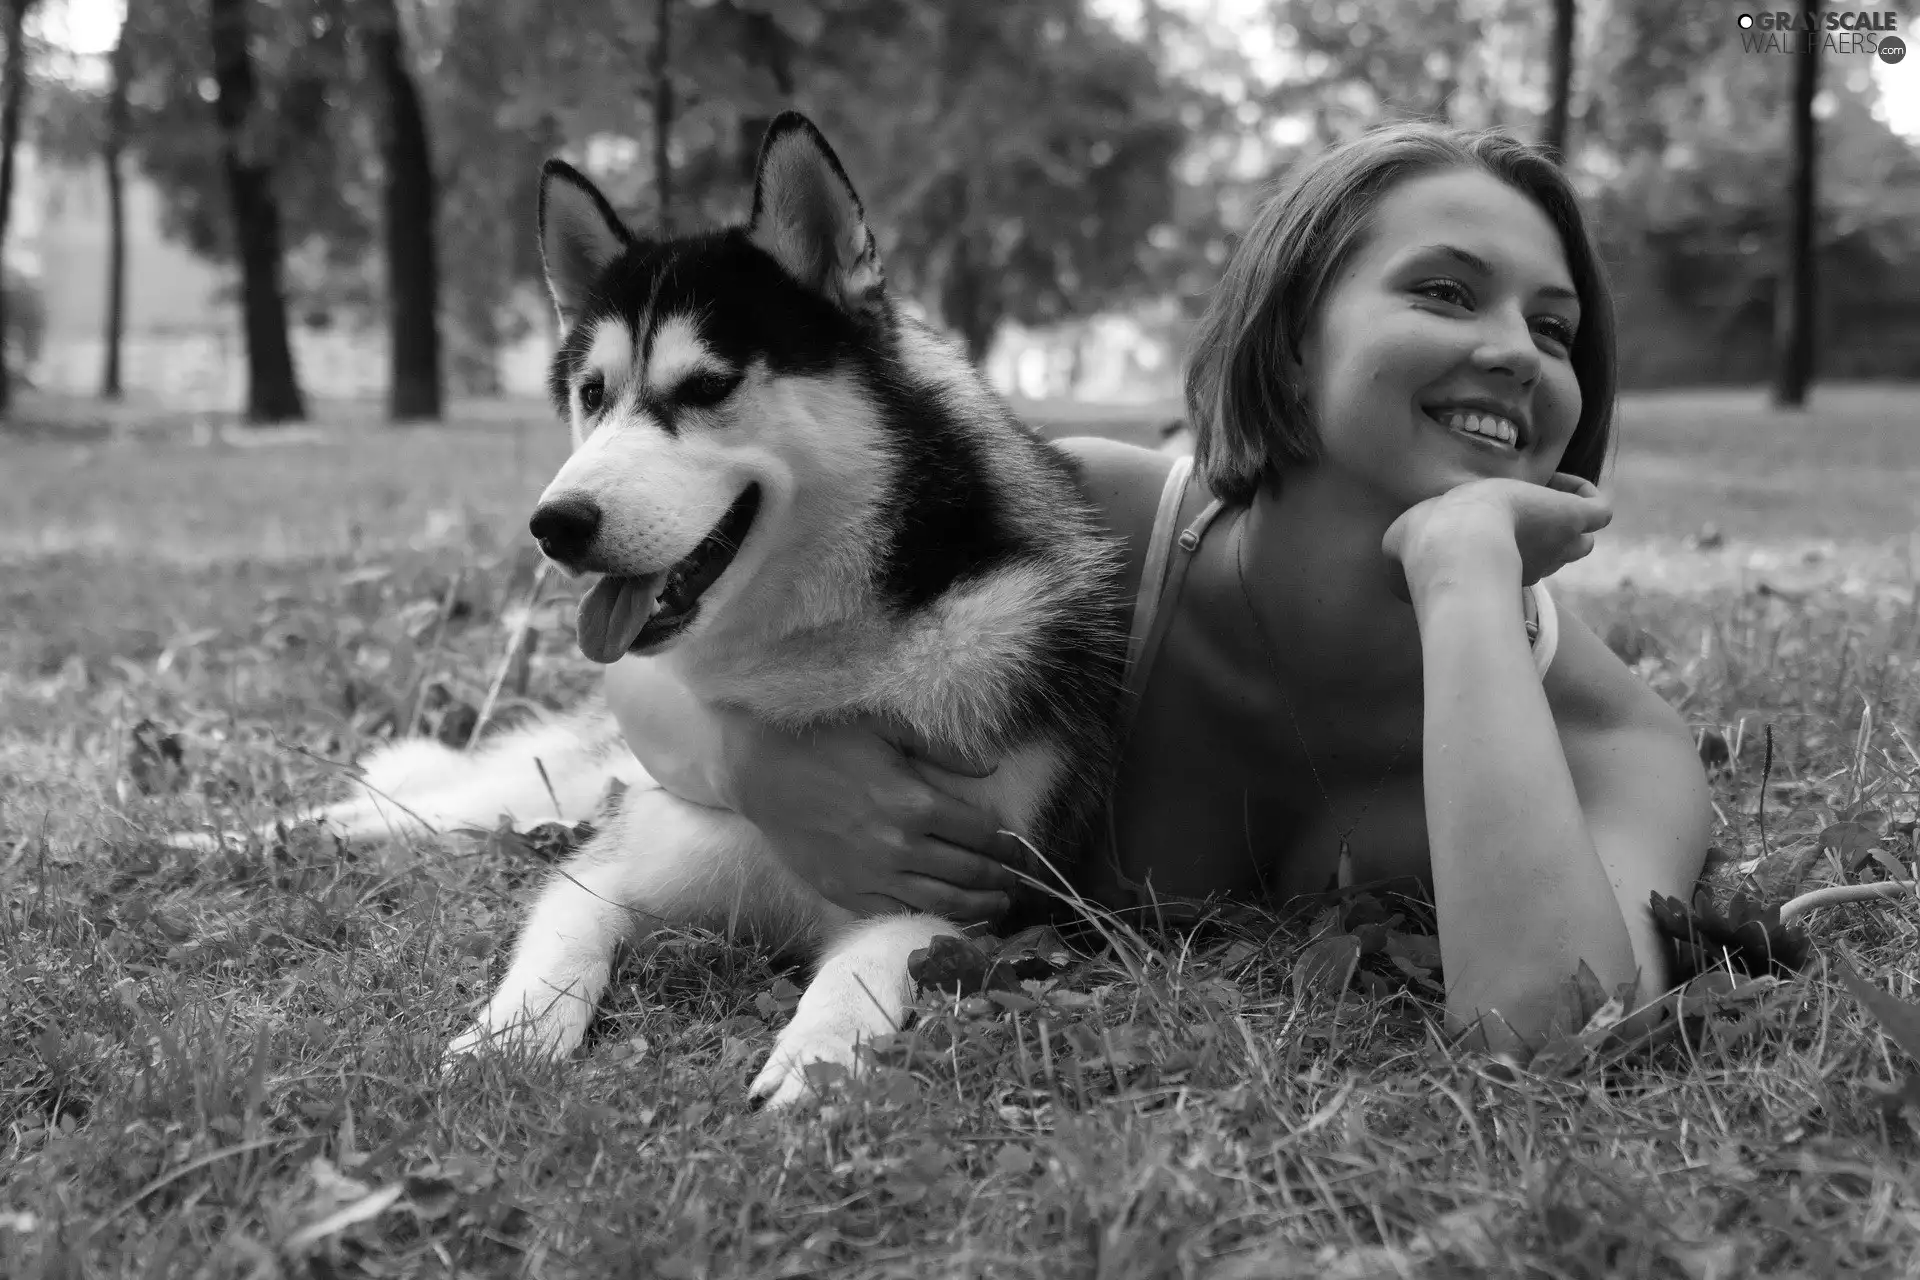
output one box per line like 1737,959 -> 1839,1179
167,707 -> 643,851
748,913 -> 962,1111
446,831 -> 649,1061
448,785 -> 835,1062
333,708 -> 641,840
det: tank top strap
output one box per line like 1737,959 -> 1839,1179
1097,453 -> 1229,908
1120,455 -> 1193,681
1114,456 -> 1231,745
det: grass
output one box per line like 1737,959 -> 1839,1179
2,384 -> 1919,1277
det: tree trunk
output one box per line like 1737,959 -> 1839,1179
651,0 -> 674,234
1543,0 -> 1576,160
101,22 -> 130,400
943,229 -> 1001,367
369,0 -> 440,421
931,15 -> 1001,367
1771,0 -> 1819,409
210,0 -> 306,424
0,0 -> 33,418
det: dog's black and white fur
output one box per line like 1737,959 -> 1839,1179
185,114 -> 1130,1107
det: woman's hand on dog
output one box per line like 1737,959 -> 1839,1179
719,710 -> 1018,922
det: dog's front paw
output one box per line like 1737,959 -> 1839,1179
444,989 -> 593,1066
747,1013 -> 875,1111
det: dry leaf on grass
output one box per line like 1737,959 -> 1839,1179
275,1157 -> 403,1257
1292,934 -> 1360,1003
908,934 -> 1021,996
1834,957 -> 1920,1124
1818,816 -> 1885,875
1472,966 -> 1786,1080
456,812 -> 597,864
1650,886 -> 1811,981
127,718 -> 189,796
908,927 -> 1075,997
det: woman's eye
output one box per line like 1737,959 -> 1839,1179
579,378 -> 606,415
1414,278 -> 1471,308
1535,318 -> 1578,349
1417,277 -> 1577,351
679,372 -> 742,408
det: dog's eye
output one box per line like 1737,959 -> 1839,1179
579,377 -> 606,416
678,371 -> 742,409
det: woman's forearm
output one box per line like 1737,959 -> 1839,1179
1410,550 -> 1635,1047
601,658 -> 738,810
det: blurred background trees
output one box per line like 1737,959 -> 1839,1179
4,0 -> 1917,424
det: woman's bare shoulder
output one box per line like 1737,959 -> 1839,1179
1052,435 -> 1179,545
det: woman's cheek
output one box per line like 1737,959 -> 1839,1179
1544,365 -> 1583,444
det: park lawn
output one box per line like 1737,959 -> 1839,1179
2,384 -> 1918,1277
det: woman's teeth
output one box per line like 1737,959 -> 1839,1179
1432,408 -> 1519,447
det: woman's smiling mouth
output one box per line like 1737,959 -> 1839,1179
1425,405 -> 1526,455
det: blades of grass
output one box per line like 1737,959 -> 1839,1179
88,1136 -> 298,1238
469,560 -> 553,750
1835,956 -> 1920,1064
405,569 -> 466,739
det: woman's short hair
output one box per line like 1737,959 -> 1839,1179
1183,121 -> 1618,505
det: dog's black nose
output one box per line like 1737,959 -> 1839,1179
529,496 -> 602,564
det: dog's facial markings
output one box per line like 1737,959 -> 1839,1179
645,315 -> 712,393
676,368 -> 744,410
568,317 -> 637,437
583,318 -> 634,393
613,313 -> 746,433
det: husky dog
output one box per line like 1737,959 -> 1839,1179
204,113 -> 1131,1108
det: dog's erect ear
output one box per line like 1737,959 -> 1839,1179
747,113 -> 884,315
539,159 -> 631,328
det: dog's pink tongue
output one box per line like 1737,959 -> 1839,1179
576,575 -> 661,664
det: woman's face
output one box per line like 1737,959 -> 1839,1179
1294,167 -> 1585,507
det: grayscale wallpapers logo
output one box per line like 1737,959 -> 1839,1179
1737,10 -> 1906,60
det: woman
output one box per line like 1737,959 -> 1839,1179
604,122 -> 1711,1049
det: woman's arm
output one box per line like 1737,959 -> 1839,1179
1394,487 -> 1709,1048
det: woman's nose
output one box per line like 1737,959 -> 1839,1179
1472,304 -> 1543,385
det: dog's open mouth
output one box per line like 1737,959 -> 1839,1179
574,485 -> 762,663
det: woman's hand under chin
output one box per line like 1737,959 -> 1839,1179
1382,473 -> 1613,598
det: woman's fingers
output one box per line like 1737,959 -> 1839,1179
917,785 -> 1011,856
912,740 -> 997,777
911,838 -> 1021,893
892,875 -> 1010,924
1548,472 -> 1599,497
878,716 -> 997,778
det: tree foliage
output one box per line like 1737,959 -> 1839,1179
126,0 -> 374,306
25,0 -> 1920,396
1580,0 -> 1920,386
99,0 -> 1207,385
805,0 -> 1195,362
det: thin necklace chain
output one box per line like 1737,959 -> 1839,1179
1230,510 -> 1417,888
